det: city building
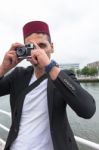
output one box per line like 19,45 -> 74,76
87,61 -> 99,68
59,63 -> 79,70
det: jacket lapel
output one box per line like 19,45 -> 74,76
23,66 -> 34,88
47,77 -> 55,127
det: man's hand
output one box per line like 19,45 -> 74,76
0,43 -> 23,76
27,42 -> 60,80
27,42 -> 51,69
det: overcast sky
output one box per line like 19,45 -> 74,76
0,0 -> 99,68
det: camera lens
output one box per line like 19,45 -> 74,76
16,47 -> 26,57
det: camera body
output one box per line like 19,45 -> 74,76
16,43 -> 34,58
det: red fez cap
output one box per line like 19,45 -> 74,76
23,21 -> 51,39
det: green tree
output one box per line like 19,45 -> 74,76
80,66 -> 98,76
76,69 -> 81,76
88,67 -> 98,76
81,66 -> 89,76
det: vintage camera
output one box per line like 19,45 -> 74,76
16,43 -> 34,58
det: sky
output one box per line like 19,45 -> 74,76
0,0 -> 99,68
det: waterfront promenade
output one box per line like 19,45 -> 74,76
77,76 -> 99,82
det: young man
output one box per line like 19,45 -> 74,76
0,21 -> 96,150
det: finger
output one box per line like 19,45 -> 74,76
29,51 -> 38,64
32,56 -> 38,64
27,58 -> 38,65
7,51 -> 18,60
7,50 -> 21,64
7,54 -> 16,65
7,47 -> 24,63
9,43 -> 24,51
32,42 -> 40,49
7,46 -> 23,63
7,50 -> 16,55
31,49 -> 40,56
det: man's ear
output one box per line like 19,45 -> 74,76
51,43 -> 54,53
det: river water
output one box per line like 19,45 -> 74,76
0,82 -> 99,150
68,82 -> 99,150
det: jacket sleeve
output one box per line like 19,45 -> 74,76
0,68 -> 17,96
53,70 -> 96,119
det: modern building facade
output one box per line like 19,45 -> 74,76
87,61 -> 99,68
59,63 -> 79,70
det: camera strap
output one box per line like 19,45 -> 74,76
13,73 -> 48,122
23,73 -> 48,95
